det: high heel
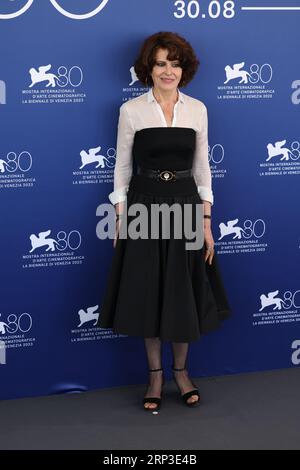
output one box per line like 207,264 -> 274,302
143,367 -> 164,412
172,364 -> 200,407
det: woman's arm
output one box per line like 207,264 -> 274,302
192,103 -> 214,207
109,102 -> 135,247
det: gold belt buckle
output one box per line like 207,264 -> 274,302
158,170 -> 176,182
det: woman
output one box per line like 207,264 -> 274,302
97,32 -> 231,411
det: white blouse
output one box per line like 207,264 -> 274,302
108,87 -> 214,206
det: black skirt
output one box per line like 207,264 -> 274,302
97,127 -> 231,342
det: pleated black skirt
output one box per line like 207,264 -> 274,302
97,172 -> 231,342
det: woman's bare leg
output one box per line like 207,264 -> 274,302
143,337 -> 163,409
171,342 -> 199,404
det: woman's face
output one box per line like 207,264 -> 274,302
151,48 -> 183,92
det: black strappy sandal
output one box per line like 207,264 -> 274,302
143,367 -> 164,412
172,365 -> 200,407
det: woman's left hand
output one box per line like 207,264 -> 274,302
204,225 -> 215,265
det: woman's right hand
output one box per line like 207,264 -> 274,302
113,217 -> 122,248
113,202 -> 125,248
113,221 -> 119,248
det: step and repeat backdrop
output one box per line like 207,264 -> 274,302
0,0 -> 299,400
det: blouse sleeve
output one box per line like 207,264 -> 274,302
192,103 -> 214,205
108,103 -> 135,205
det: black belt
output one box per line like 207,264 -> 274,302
137,165 -> 192,182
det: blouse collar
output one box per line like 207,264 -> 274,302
147,87 -> 185,104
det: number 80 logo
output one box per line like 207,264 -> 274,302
0,0 -> 110,20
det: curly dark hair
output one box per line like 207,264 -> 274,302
134,31 -> 200,88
